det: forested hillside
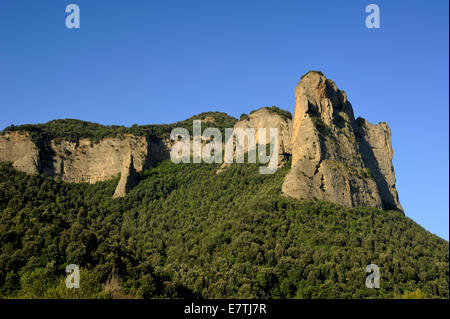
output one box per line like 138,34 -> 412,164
0,160 -> 448,298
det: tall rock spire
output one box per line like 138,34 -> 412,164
282,71 -> 402,212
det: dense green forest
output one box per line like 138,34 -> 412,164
0,158 -> 448,299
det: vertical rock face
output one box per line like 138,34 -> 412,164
0,133 -> 171,184
0,132 -> 40,174
215,107 -> 292,174
282,71 -> 402,211
41,135 -> 149,183
0,72 -> 402,207
113,155 -> 138,198
233,108 -> 292,166
355,119 -> 403,211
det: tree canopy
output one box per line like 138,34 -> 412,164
0,160 -> 448,299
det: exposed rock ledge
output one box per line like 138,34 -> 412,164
0,71 -> 403,210
0,132 -> 170,197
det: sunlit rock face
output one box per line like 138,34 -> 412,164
0,71 -> 402,208
0,132 -> 170,196
0,131 -> 40,174
282,71 -> 402,212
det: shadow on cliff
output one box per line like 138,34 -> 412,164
36,138 -> 57,176
355,123 -> 401,212
144,137 -> 171,169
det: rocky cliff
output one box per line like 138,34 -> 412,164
216,107 -> 292,174
0,131 -> 40,175
112,154 -> 138,198
0,71 -> 402,210
234,107 -> 292,166
281,71 -> 402,211
0,132 -> 170,197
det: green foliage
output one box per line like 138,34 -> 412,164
0,161 -> 448,299
240,113 -> 249,121
393,288 -> 428,299
1,112 -> 238,145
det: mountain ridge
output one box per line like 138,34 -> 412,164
0,72 -> 448,298
0,72 -> 403,212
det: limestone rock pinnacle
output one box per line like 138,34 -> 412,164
282,71 -> 403,212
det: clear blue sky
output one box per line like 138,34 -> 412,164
1,0 -> 448,240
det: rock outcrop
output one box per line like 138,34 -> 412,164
282,71 -> 402,211
234,108 -> 292,167
0,71 -> 402,209
113,154 -> 138,198
0,132 -> 170,191
41,134 -> 149,183
0,131 -> 40,174
216,107 -> 292,174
